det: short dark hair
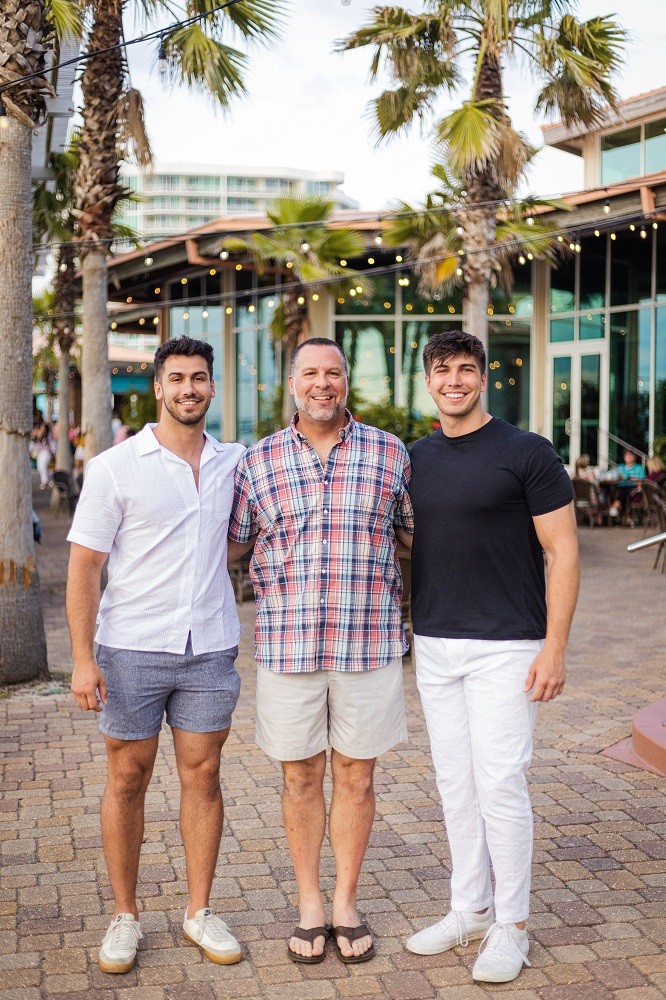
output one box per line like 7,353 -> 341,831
422,331 -> 486,376
290,337 -> 348,377
154,337 -> 214,380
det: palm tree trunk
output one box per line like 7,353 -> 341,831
56,348 -> 73,473
81,248 -> 113,458
464,279 -> 490,356
0,116 -> 48,683
280,290 -> 310,427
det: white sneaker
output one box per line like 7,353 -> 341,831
472,922 -> 530,983
98,913 -> 142,974
406,907 -> 493,955
183,907 -> 242,965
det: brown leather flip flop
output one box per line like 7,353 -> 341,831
286,925 -> 329,964
332,923 -> 376,964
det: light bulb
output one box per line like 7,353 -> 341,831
603,199 -> 611,214
144,256 -> 153,266
374,233 -> 383,245
158,37 -> 168,79
0,98 -> 8,130
219,250 -> 229,260
301,241 -> 310,253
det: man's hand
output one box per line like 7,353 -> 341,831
71,658 -> 107,712
524,648 -> 566,703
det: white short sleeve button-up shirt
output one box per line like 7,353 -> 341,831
68,424 -> 245,654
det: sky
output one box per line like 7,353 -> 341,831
126,0 -> 666,212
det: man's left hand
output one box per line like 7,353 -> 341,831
524,648 -> 566,703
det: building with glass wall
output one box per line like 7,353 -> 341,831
117,164 -> 358,239
105,91 -> 666,467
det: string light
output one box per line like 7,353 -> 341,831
300,241 -> 310,253
219,250 -> 229,260
144,256 -> 153,266
374,233 -> 383,245
526,216 -> 534,226
603,198 -> 611,214
0,97 -> 8,130
158,35 -> 168,79
640,226 -> 647,238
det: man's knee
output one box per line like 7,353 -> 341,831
282,753 -> 326,800
105,744 -> 156,801
331,752 -> 376,800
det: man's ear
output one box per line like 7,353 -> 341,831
154,379 -> 163,400
288,374 -> 295,398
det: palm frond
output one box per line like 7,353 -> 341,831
162,25 -> 247,108
371,86 -> 437,142
436,99 -> 503,173
46,0 -> 85,40
186,0 -> 285,44
115,87 -> 153,166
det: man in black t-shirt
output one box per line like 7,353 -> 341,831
404,331 -> 579,984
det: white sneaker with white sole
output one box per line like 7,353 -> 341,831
472,921 -> 530,982
98,912 -> 143,974
183,907 -> 242,965
406,907 -> 493,955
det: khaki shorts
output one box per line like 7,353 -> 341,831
255,658 -> 408,762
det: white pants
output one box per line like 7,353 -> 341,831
36,448 -> 51,486
415,635 -> 541,924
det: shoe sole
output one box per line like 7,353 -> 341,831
472,968 -> 523,983
98,956 -> 136,974
183,931 -> 243,965
406,928 -> 489,956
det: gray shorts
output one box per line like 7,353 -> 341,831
96,637 -> 241,741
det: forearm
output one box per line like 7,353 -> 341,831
543,541 -> 579,652
66,555 -> 103,665
227,537 -> 256,564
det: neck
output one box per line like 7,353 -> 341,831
438,408 -> 490,438
153,418 -> 206,459
296,409 -> 347,442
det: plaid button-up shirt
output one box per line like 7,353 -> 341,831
229,413 -> 414,672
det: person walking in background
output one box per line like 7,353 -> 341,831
32,419 -> 55,489
228,338 -> 413,966
67,337 -> 244,975
405,331 -> 579,984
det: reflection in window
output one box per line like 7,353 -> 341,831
579,313 -> 605,341
236,326 -> 257,445
550,317 -> 575,343
335,272 -> 396,316
552,357 -> 571,464
336,321 -> 395,405
491,269 -> 533,317
488,320 -> 531,430
601,126 -> 641,185
610,228 -> 652,306
656,307 -> 666,439
579,237 -> 606,310
644,118 -> 666,175
550,256 -> 575,313
580,353 -> 601,464
609,309 -> 650,459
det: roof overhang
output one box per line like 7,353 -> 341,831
541,86 -> 666,155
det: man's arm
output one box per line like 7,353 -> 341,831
67,543 -> 109,712
396,528 -> 413,550
526,502 -> 579,702
227,537 -> 257,564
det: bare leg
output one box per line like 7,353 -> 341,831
172,727 -> 230,916
101,735 -> 159,918
282,752 -> 327,959
329,750 -> 376,959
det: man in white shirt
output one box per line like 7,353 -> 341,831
67,337 -> 245,975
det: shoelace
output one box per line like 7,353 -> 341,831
194,909 -> 232,943
478,923 -> 531,968
106,917 -> 142,951
437,910 -> 470,947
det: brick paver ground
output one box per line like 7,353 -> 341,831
0,477 -> 664,999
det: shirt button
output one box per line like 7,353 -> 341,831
323,509 -> 329,514
320,598 -> 325,604
322,539 -> 328,545
322,568 -> 327,574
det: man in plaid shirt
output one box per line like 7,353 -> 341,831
229,338 -> 413,966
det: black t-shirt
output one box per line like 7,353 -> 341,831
409,417 -> 574,640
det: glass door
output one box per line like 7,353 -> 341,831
548,343 -> 608,470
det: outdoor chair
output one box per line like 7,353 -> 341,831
636,479 -> 666,538
50,470 -> 79,516
572,477 -> 607,527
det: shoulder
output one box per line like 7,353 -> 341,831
410,430 -> 441,460
353,421 -> 407,456
242,428 -> 291,466
490,419 -> 558,458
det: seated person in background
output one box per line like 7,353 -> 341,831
617,450 -> 645,481
573,454 -> 598,482
646,455 -> 666,486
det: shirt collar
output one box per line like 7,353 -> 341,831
136,423 -> 224,456
289,410 -> 355,447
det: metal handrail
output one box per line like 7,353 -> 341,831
597,428 -> 648,465
627,532 -> 666,552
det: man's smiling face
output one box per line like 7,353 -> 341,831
289,343 -> 348,424
425,353 -> 486,424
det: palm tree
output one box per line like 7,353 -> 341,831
338,1 -> 627,353
219,195 -> 368,426
387,161 -> 568,299
75,0 -> 284,461
0,0 -> 53,683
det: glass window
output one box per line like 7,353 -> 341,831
550,317 -> 575,343
402,320 -> 461,417
609,309 -> 650,460
656,306 -> 666,439
490,269 -> 533,317
335,321 -> 395,405
656,225 -> 666,301
236,327 -> 257,445
601,126 -> 641,185
580,353 -> 601,463
552,356 -> 572,464
335,272 -> 395,315
488,320 -> 531,430
610,227 -> 652,306
579,236 -> 606,309
579,312 -> 605,341
403,275 -> 463,316
644,118 -> 666,175
549,256 -> 575,313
